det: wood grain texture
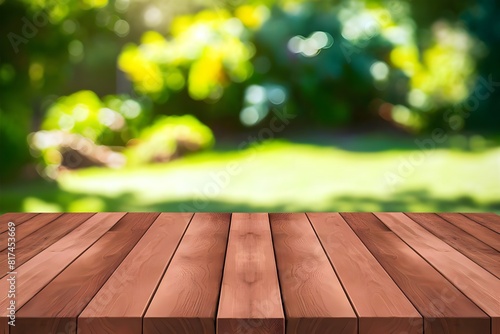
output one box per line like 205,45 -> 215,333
0,212 -> 498,334
143,213 -> 231,334
438,213 -> 500,252
462,212 -> 500,234
0,213 -> 38,233
269,213 -> 357,334
12,212 -> 160,334
376,212 -> 500,334
217,213 -> 284,334
307,212 -> 422,334
0,212 -> 126,332
406,212 -> 500,278
0,212 -> 94,274
0,213 -> 63,252
79,212 -> 193,334
342,212 -> 490,334
0,212 -> 35,334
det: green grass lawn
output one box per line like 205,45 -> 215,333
1,139 -> 499,213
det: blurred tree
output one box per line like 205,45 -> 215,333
117,1 -> 483,131
0,0 -> 126,182
461,0 -> 500,132
1,0 -> 499,184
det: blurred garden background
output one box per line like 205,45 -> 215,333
0,0 -> 499,213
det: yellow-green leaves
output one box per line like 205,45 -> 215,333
118,7 -> 261,102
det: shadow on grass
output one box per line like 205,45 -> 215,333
119,191 -> 500,213
213,132 -> 423,153
3,182 -> 497,213
266,131 -> 500,153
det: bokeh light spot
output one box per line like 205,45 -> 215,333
267,86 -> 286,105
68,40 -> 84,62
245,85 -> 266,104
370,61 -> 389,81
143,5 -> 163,27
114,19 -> 130,37
240,106 -> 260,126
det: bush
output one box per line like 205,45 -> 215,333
116,2 -> 483,132
41,90 -> 152,145
30,92 -> 214,176
124,115 -> 215,165
30,91 -> 153,177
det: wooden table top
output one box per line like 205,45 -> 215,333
0,212 -> 499,334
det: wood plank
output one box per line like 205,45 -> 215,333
438,213 -> 500,252
0,212 -> 126,333
0,213 -> 94,274
217,213 -> 285,334
269,213 -> 357,334
143,213 -> 231,334
341,212 -> 490,334
0,213 -> 63,252
307,212 -> 422,334
0,213 -> 38,233
78,213 -> 193,334
0,213 -> 35,334
406,212 -> 500,278
376,212 -> 500,334
12,212 -> 160,334
462,213 -> 500,234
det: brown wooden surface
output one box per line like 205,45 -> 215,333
437,213 -> 500,252
0,212 -> 126,332
0,213 -> 62,252
0,213 -> 38,233
308,212 -> 422,334
79,213 -> 193,334
0,213 -> 94,274
406,212 -> 500,278
217,213 -> 284,334
270,213 -> 357,334
376,212 -> 500,334
12,213 -> 160,334
342,212 -> 490,334
0,212 -> 498,334
462,213 -> 500,234
143,213 -> 231,334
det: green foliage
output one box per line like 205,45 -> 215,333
250,2 -> 480,130
124,115 -> 215,165
0,103 -> 31,183
29,91 -> 153,176
461,0 -> 500,132
0,0 -> 127,183
1,0 -> 499,185
31,91 -> 213,173
118,8 -> 261,102
19,0 -> 108,23
40,90 -> 152,145
114,1 -> 484,131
